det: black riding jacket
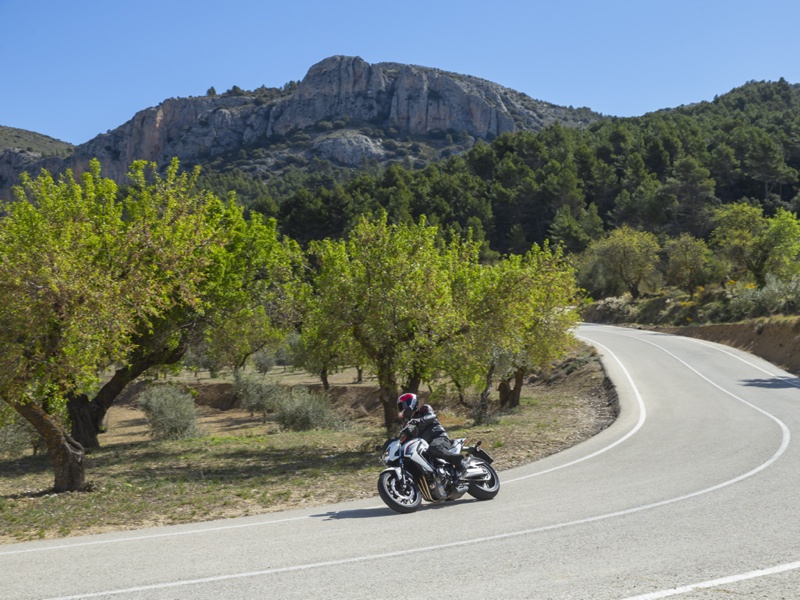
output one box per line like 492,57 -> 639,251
405,404 -> 447,443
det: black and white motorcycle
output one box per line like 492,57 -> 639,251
377,426 -> 500,513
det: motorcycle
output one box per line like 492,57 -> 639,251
377,426 -> 500,513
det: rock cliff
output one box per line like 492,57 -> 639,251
1,55 -> 601,191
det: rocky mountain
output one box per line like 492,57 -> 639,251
0,126 -> 73,158
0,55 -> 602,194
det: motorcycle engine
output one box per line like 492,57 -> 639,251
430,469 -> 448,500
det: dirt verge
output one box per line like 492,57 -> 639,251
655,316 -> 800,376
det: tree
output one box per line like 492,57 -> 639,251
583,226 -> 661,299
292,290 -> 365,390
0,159 -> 302,491
665,234 -> 714,297
663,157 -> 718,237
493,245 -> 580,408
611,175 -> 671,232
548,202 -> 604,253
308,214 -> 478,428
744,130 -> 797,201
64,170 -> 303,450
0,160 -> 210,490
711,202 -> 800,287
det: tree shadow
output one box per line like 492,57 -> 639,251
106,444 -> 377,486
741,377 -> 800,390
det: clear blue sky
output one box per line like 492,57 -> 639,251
2,0 -> 798,145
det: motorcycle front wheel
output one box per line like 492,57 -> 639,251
378,470 -> 421,513
467,461 -> 500,500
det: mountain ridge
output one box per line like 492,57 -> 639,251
0,56 -> 600,193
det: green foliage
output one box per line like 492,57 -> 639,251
665,234 -> 715,297
580,226 -> 661,299
727,275 -> 800,319
306,213 -> 579,422
308,214 -> 479,417
137,385 -> 201,440
250,349 -> 276,376
0,158 -> 306,489
711,202 -> 800,287
259,79 -> 800,260
0,418 -> 44,458
273,388 -> 344,431
233,373 -> 282,422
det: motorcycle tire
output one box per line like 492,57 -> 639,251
467,461 -> 500,500
378,470 -> 422,513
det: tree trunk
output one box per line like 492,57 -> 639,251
376,360 -> 399,430
453,379 -> 466,405
404,375 -> 422,395
320,367 -> 330,390
499,369 -> 526,408
67,394 -> 103,449
14,400 -> 86,493
479,362 -> 495,414
498,379 -> 512,407
403,359 -> 423,395
508,368 -> 526,408
67,333 -> 188,448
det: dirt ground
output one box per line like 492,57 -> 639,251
86,320 -> 798,530
104,356 -> 617,474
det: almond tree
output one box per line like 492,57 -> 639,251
711,202 -> 800,288
495,244 -> 580,408
308,214 -> 477,428
438,244 -> 579,410
0,159 -> 302,490
665,233 -> 714,297
583,226 -> 661,299
307,214 -> 579,425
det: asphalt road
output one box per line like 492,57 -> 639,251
2,323 -> 800,599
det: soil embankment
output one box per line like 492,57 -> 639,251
655,317 -> 800,376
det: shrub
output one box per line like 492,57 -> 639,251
0,419 -> 45,458
470,399 -> 498,426
137,385 -> 201,440
274,388 -> 345,431
251,349 -> 276,376
234,373 -> 285,422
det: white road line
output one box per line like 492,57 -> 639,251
678,335 -> 800,389
0,337 -> 647,558
504,336 -> 647,483
0,515 -> 311,556
617,560 -> 800,599
34,329 -> 793,600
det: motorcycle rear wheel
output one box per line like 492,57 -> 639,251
378,471 -> 422,513
467,461 -> 500,500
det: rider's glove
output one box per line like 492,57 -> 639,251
405,419 -> 420,435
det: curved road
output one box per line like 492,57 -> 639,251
2,323 -> 800,599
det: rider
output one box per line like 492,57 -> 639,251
397,392 -> 469,478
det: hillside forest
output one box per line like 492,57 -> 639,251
2,78 -> 800,492
207,78 -> 800,318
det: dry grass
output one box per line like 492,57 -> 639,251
0,353 -> 615,545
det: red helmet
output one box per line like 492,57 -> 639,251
397,393 -> 418,420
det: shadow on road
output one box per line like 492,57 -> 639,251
311,507 -> 395,520
312,497 -> 477,520
741,377 -> 800,390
